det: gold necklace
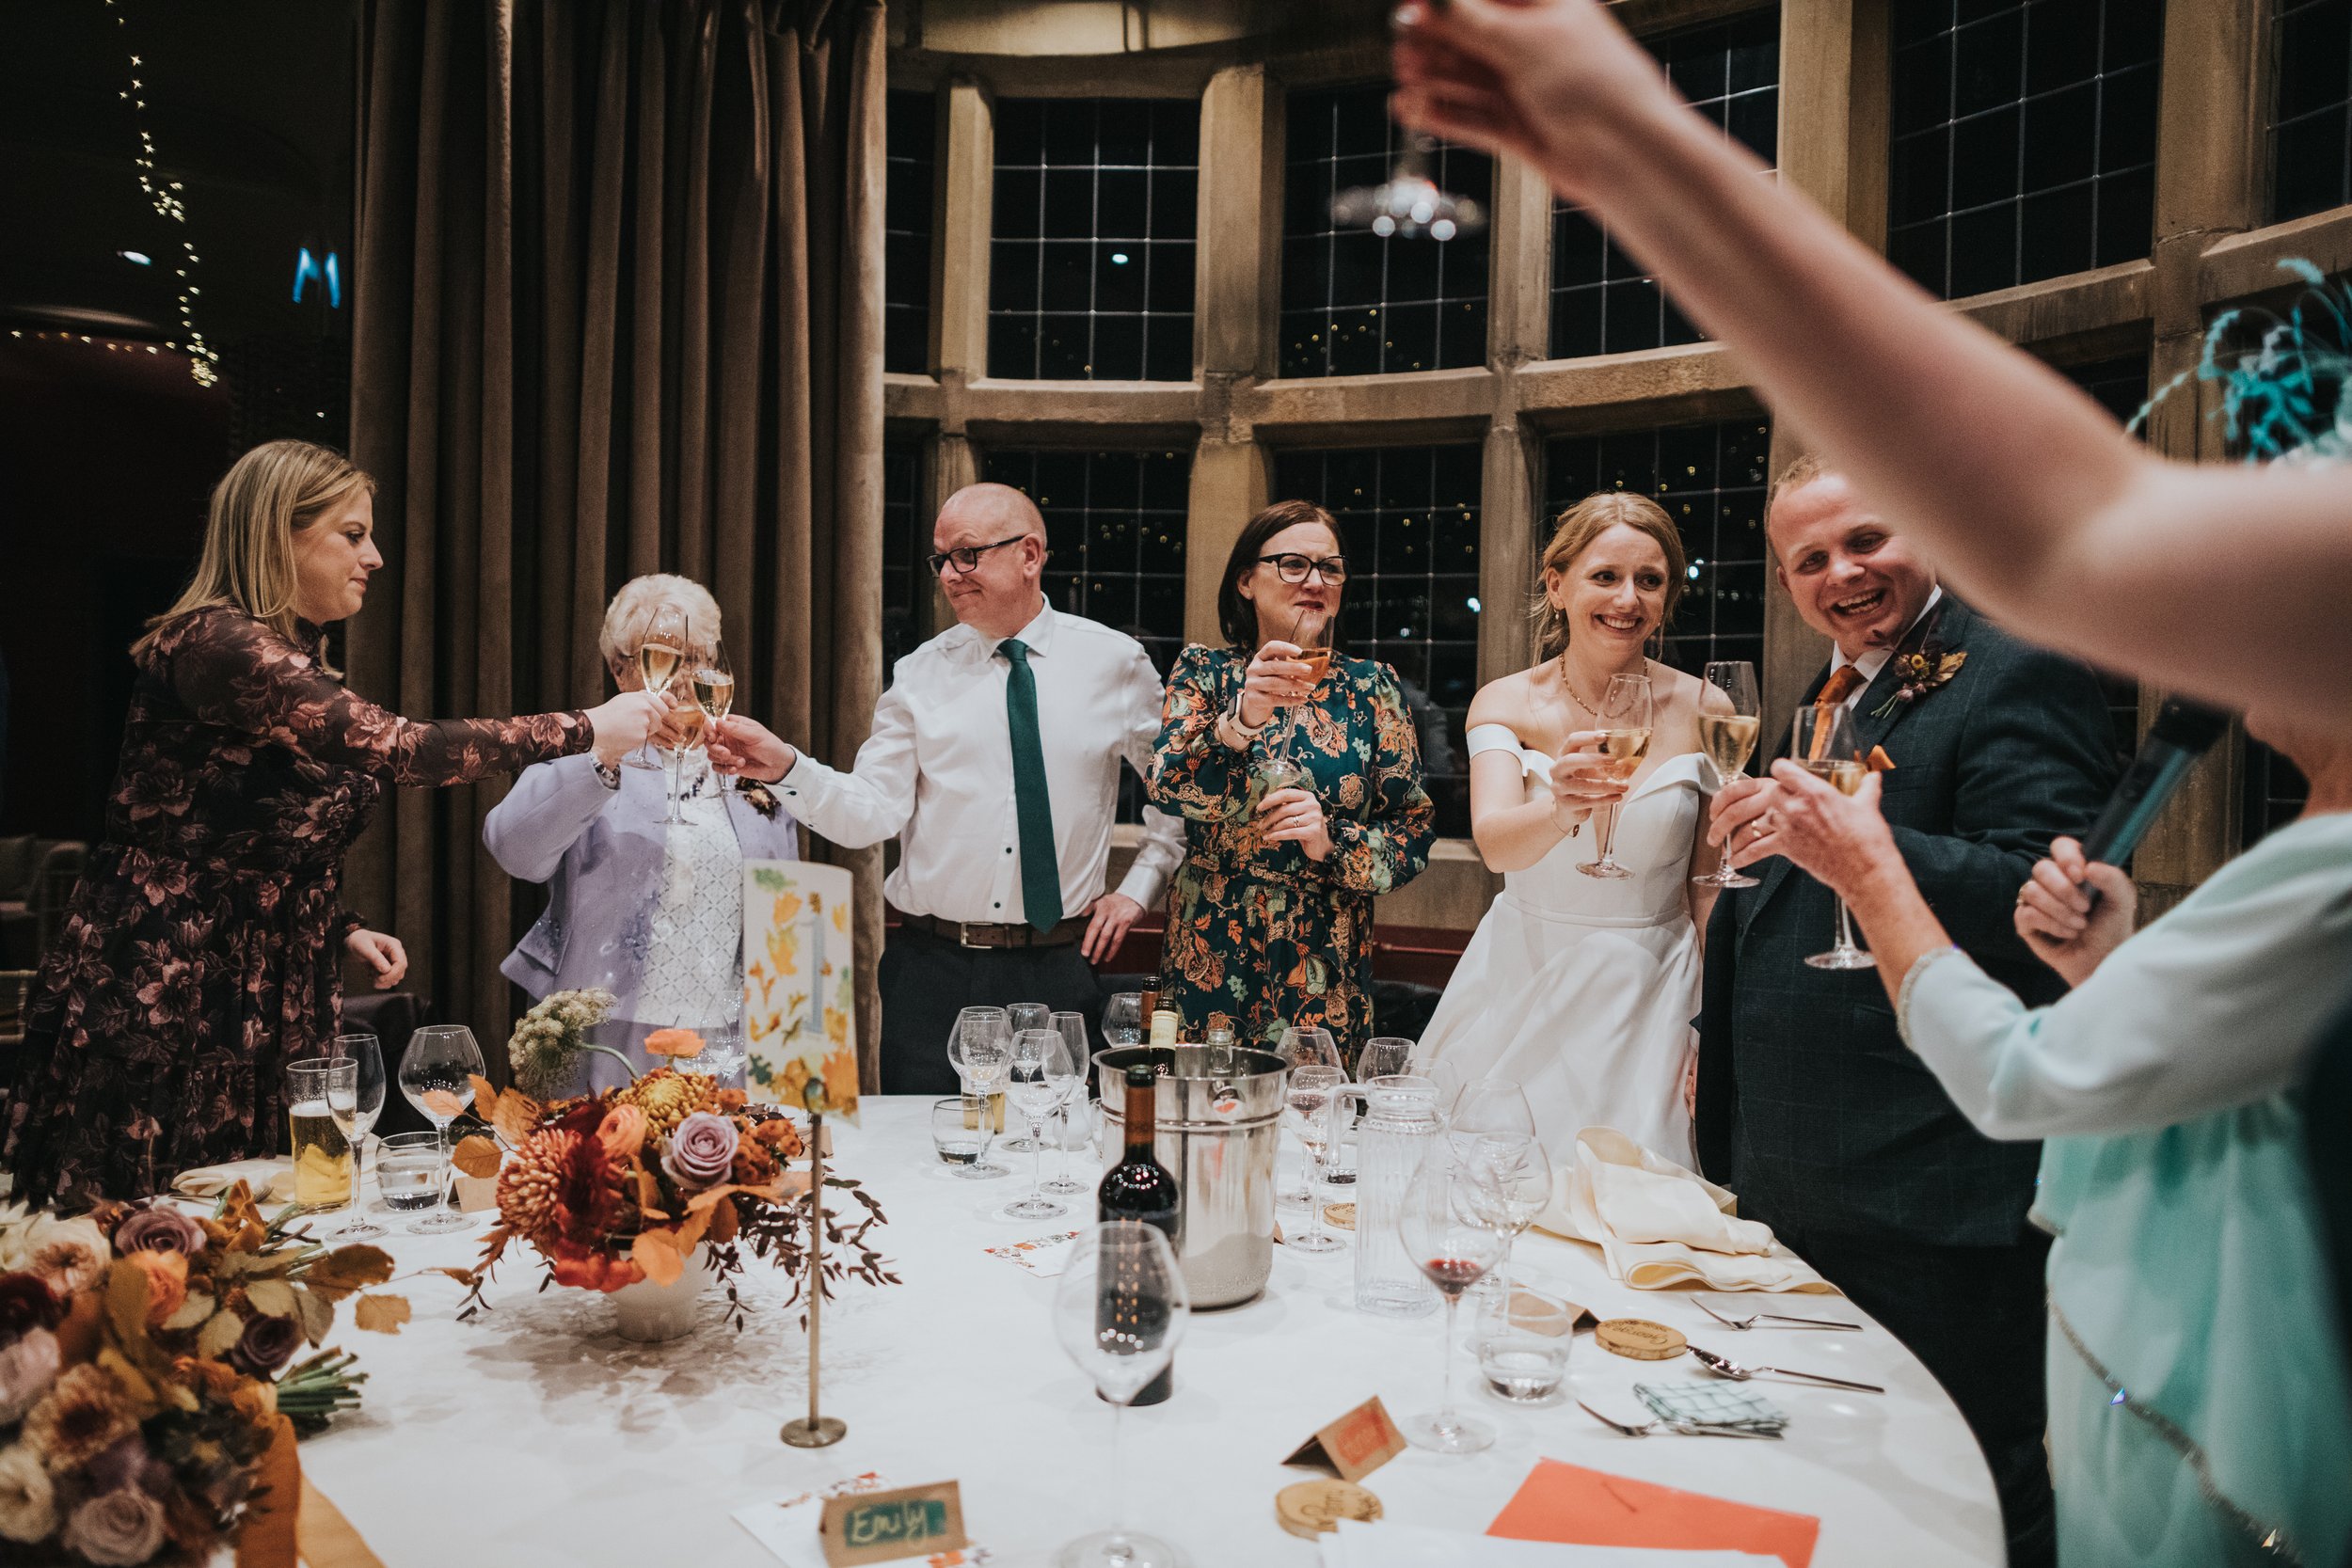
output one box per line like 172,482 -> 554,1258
1554,650 -> 1643,717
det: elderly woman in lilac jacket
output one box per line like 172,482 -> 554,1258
485,576 -> 799,1089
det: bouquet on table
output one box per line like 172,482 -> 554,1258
453,990 -> 896,1325
0,1185 -> 401,1565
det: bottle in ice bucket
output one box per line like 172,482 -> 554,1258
1149,1008 -> 1180,1050
1099,1063 -> 1181,1405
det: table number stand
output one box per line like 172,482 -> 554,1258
782,1107 -> 847,1449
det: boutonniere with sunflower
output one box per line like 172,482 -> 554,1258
737,779 -> 782,819
1872,640 -> 1968,718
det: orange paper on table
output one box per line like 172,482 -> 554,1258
1487,1459 -> 1820,1568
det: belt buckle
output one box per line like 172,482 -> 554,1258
956,920 -> 987,950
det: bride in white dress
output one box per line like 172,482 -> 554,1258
1419,492 -> 1728,1164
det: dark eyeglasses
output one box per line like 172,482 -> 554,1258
927,535 -> 1027,577
1258,552 -> 1349,585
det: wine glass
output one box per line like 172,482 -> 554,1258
1398,1161 -> 1508,1454
1694,660 -> 1764,888
395,1025 -> 485,1232
1793,704 -> 1875,971
1100,991 -> 1144,1048
1043,1010 -> 1094,1198
1359,1036 -> 1415,1082
1284,1065 -> 1348,1254
1275,1026 -> 1342,1210
1003,1003 -> 1053,1152
1463,1133 -> 1553,1339
286,1057 -> 358,1216
946,1008 -> 1012,1180
1448,1076 -> 1536,1159
627,601 -> 689,770
1005,1028 -> 1075,1221
326,1033 -> 387,1240
1053,1223 -> 1191,1568
1577,672 -> 1655,879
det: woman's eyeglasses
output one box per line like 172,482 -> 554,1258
1258,552 -> 1349,585
927,535 -> 1027,576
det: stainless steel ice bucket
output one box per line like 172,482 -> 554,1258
1094,1044 -> 1286,1309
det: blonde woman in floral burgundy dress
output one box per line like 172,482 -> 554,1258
2,441 -> 667,1207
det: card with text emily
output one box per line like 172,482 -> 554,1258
743,859 -> 859,1123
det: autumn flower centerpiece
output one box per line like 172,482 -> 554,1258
0,1186 -> 403,1565
455,1027 -> 895,1338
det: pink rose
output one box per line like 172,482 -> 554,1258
660,1112 -> 739,1189
111,1206 -> 205,1259
0,1330 -> 59,1424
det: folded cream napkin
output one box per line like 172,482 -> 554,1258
1534,1129 -> 1835,1294
171,1158 -> 296,1204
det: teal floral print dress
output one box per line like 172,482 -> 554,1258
1149,643 -> 1434,1053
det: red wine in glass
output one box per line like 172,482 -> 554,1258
1421,1257 -> 1489,1298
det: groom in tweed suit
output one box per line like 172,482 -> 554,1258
1697,461 -> 2118,1568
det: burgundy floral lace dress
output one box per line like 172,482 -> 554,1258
2,606 -> 590,1206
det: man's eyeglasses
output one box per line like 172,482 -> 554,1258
1258,552 -> 1349,585
927,535 -> 1027,577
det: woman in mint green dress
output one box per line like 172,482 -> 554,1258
1734,708 -> 2352,1565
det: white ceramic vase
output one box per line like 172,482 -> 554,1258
607,1243 -> 718,1342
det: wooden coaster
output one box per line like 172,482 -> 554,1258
1595,1318 -> 1687,1361
1276,1480 -> 1382,1540
1322,1202 -> 1357,1230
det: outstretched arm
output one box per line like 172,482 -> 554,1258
1392,0 -> 2352,727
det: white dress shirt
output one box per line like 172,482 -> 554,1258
1825,584 -> 1944,709
776,601 -> 1185,925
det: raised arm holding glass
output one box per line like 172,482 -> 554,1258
1147,500 -> 1434,1055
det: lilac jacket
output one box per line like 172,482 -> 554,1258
483,753 -> 799,1020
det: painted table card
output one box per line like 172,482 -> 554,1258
743,859 -> 860,1123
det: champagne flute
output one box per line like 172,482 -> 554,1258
1793,703 -> 1876,970
1043,1010 -> 1094,1197
1054,1223 -> 1191,1568
286,1057 -> 358,1216
946,1008 -> 1012,1180
626,602 -> 689,770
1398,1161 -> 1507,1454
1464,1133 -> 1553,1338
1003,1003 -> 1053,1152
1575,673 -> 1655,879
395,1025 -> 486,1232
1005,1028 -> 1075,1221
1693,660 -> 1764,889
1276,1025 -> 1343,1210
326,1033 -> 388,1240
1285,1064 -> 1348,1253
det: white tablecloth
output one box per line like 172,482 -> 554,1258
297,1096 -> 2002,1566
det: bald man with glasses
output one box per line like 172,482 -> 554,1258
709,483 -> 1184,1092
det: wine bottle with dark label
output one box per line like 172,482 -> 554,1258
1098,1062 -> 1180,1405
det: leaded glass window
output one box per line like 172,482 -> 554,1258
1280,87 -> 1492,377
881,441 -> 930,680
2058,353 -> 2152,761
1270,445 -> 1482,836
990,100 -> 1198,381
977,449 -> 1191,675
2272,0 -> 2352,220
886,89 -> 936,374
1551,11 -> 1780,358
1889,0 -> 2164,299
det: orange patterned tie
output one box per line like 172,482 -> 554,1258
1808,664 -> 1867,760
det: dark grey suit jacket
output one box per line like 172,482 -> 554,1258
1695,597 -> 2120,1248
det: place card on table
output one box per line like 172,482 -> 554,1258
982,1229 -> 1083,1277
734,1474 -> 992,1568
1486,1459 -> 1819,1568
1282,1395 -> 1407,1483
820,1482 -> 969,1567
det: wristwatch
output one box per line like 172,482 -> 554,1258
1216,692 -> 1268,752
592,758 -> 623,790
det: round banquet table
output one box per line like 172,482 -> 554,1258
296,1095 -> 2004,1566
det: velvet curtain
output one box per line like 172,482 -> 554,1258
345,0 -> 885,1085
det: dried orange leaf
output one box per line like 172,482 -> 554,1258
452,1134 -> 501,1180
163,1292 -> 215,1333
104,1262 -> 151,1343
245,1278 -> 298,1319
353,1294 -> 413,1334
470,1072 -> 500,1121
300,1245 -> 396,1303
490,1087 -> 544,1149
419,1088 -> 467,1120
294,1284 -> 333,1346
631,1228 -> 686,1288
196,1308 -> 245,1359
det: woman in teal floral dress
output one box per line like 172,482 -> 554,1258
1150,500 -> 1434,1053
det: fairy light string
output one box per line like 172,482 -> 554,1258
105,0 -> 216,387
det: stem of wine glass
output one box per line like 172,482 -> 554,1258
1493,1236 -> 1515,1327
1834,897 -> 1852,953
1597,800 -> 1620,864
1106,1394 -> 1128,1546
1028,1116 -> 1045,1205
1304,1141 -> 1325,1243
434,1118 -> 453,1212
663,745 -> 682,821
1438,1291 -> 1461,1432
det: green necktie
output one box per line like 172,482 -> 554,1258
998,638 -> 1064,933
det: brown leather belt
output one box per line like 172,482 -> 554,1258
897,909 -> 1089,950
